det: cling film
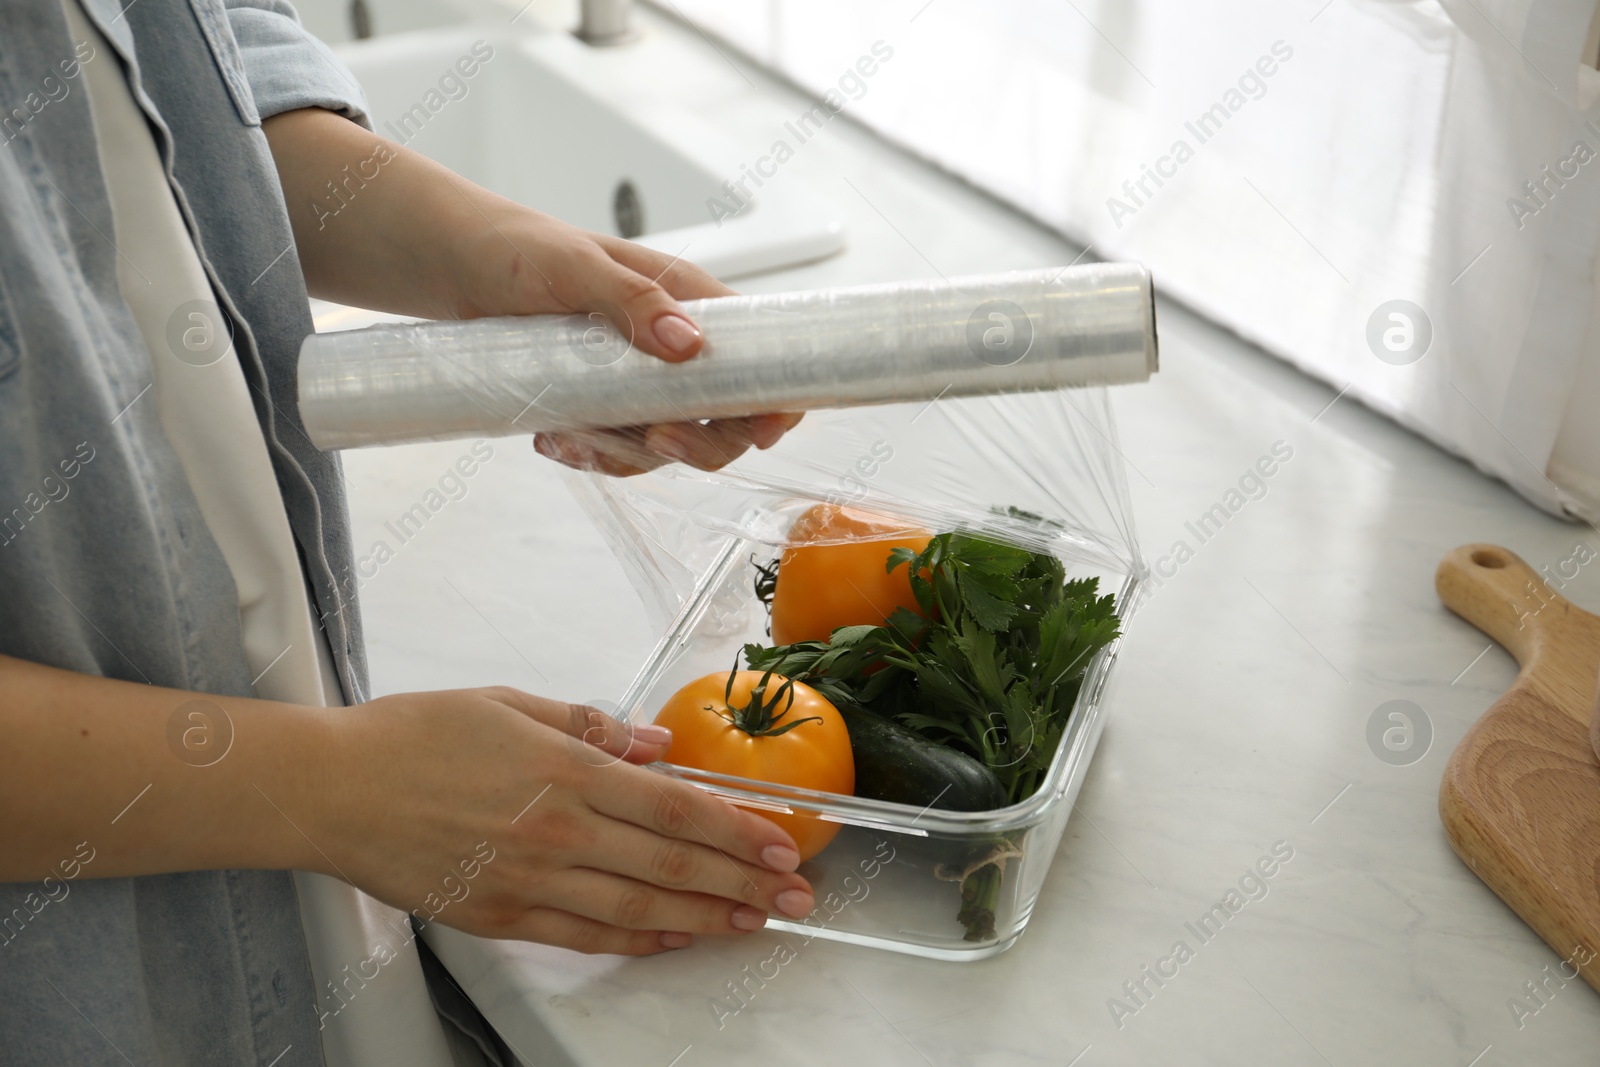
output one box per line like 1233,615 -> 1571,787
554,264 -> 1154,958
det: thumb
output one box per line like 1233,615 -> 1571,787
566,253 -> 706,364
562,702 -> 673,765
488,688 -> 671,765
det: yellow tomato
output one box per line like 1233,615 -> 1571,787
769,504 -> 933,646
654,670 -> 853,861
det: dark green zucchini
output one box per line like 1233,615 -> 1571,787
835,702 -> 1008,812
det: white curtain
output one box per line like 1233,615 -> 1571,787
667,0 -> 1600,520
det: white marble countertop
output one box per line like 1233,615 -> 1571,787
333,3 -> 1600,1064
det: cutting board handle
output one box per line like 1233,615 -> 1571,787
1436,542 -> 1600,998
1435,544 -> 1573,668
1438,543 -> 1600,727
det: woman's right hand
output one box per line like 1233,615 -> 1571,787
311,686 -> 817,955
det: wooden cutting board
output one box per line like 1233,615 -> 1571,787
1436,544 -> 1600,992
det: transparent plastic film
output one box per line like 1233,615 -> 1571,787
296,263 -> 1156,450
566,385 -> 1149,631
557,268 -> 1154,958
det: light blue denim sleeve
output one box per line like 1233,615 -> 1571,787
225,0 -> 373,127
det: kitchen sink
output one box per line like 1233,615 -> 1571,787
321,20 -> 845,305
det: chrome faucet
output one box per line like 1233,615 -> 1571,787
576,0 -> 636,45
349,0 -> 373,39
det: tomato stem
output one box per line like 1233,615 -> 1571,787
709,661 -> 824,739
751,554 -> 780,610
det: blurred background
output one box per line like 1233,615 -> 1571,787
298,0 -> 1600,522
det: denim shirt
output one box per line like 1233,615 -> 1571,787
1,1 -> 378,1062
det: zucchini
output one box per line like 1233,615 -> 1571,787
835,702 -> 1008,812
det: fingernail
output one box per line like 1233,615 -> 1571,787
565,442 -> 600,470
750,418 -> 785,450
533,435 -> 558,459
775,889 -> 813,918
649,431 -> 693,465
632,723 -> 672,746
652,313 -> 701,357
555,441 -> 579,465
760,844 -> 800,872
659,931 -> 693,949
731,905 -> 767,932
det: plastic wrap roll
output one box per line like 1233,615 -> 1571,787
297,263 -> 1157,450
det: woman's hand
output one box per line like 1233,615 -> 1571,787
449,204 -> 803,476
313,687 -> 817,954
0,655 -> 814,955
263,107 -> 802,476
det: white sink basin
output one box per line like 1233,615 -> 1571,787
327,23 -> 846,288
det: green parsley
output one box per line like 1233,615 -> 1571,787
743,530 -> 1121,939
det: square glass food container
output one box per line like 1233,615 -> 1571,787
615,533 -> 1135,961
